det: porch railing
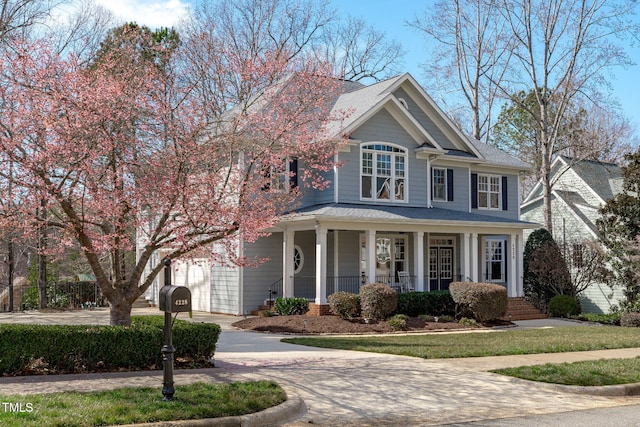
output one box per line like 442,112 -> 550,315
291,275 -> 418,299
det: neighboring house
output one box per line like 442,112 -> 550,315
144,73 -> 535,315
520,155 -> 625,313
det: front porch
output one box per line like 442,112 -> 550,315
275,218 -> 527,305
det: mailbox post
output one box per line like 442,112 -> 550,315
159,257 -> 192,401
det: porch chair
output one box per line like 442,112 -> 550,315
398,271 -> 414,293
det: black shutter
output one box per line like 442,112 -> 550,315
502,176 -> 508,211
261,167 -> 271,191
447,169 -> 454,201
289,159 -> 298,189
471,173 -> 478,209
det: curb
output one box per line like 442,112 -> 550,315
507,376 -> 640,396
111,392 -> 306,427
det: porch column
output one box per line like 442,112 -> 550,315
315,225 -> 328,304
462,232 -> 470,281
414,231 -> 424,291
366,229 -> 376,284
282,229 -> 295,297
471,233 -> 479,282
508,234 -> 518,297
516,232 -> 524,296
425,233 -> 431,291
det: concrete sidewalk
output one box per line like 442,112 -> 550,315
0,309 -> 638,426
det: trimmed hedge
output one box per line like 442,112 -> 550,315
621,312 -> 640,328
328,292 -> 361,320
548,294 -> 580,317
360,283 -> 397,321
274,297 -> 309,316
449,282 -> 508,322
0,316 -> 220,375
396,291 -> 456,317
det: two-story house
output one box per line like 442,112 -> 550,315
520,155 -> 625,313
150,73 -> 535,315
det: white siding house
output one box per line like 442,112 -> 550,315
521,155 -> 625,313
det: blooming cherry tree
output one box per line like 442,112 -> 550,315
0,26 -> 346,325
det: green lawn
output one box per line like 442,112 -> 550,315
493,357 -> 640,386
0,381 -> 286,427
283,326 -> 640,359
283,326 -> 640,386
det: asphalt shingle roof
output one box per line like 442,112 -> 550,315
561,156 -> 623,202
284,203 -> 536,227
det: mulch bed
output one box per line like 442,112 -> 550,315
232,315 -> 512,334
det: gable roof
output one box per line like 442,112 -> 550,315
328,73 -> 528,171
522,155 -> 623,206
560,156 -> 623,202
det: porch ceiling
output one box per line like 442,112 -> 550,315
279,203 -> 539,230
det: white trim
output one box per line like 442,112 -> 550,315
482,236 -> 506,283
476,173 -> 502,210
432,167 -> 448,202
315,226 -> 328,305
293,244 -> 304,274
414,231 -> 425,291
359,142 -> 408,203
283,230 -> 295,297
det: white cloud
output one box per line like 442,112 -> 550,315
95,0 -> 190,29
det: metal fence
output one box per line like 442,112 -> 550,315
0,281 -> 107,312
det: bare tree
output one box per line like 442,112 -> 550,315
567,240 -> 611,297
314,16 -> 405,82
562,100 -> 638,164
416,0 -> 639,237
411,0 -> 514,143
497,0 -> 638,236
0,0 -> 57,42
182,0 -> 404,93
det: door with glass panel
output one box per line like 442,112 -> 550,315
429,247 -> 454,291
360,235 -> 407,287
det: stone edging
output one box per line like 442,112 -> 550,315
507,376 -> 640,396
110,392 -> 306,427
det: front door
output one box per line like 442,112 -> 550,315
429,247 -> 454,291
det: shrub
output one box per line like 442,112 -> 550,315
458,317 -> 478,327
0,316 -> 220,375
437,315 -> 455,323
449,282 -> 508,322
396,291 -> 456,317
274,297 -> 309,316
576,312 -> 620,326
620,312 -> 640,327
419,314 -> 435,322
548,295 -> 580,317
328,292 -> 360,320
387,314 -> 409,331
523,228 -> 572,311
359,283 -> 397,321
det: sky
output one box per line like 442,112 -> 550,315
92,0 -> 640,133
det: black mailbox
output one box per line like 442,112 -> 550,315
159,285 -> 192,313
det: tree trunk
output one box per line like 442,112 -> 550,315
37,204 -> 47,309
109,293 -> 134,326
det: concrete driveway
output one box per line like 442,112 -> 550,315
214,317 -> 640,426
0,308 -> 638,426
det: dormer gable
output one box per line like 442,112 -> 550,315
330,73 -> 485,163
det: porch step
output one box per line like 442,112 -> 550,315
501,297 -> 547,321
251,302 -> 275,317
